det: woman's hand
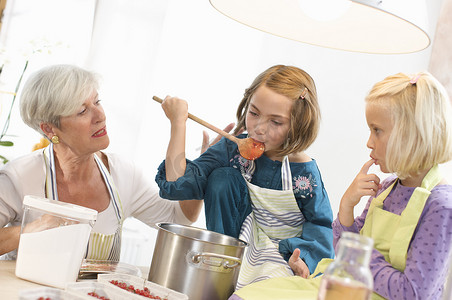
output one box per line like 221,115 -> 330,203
288,248 -> 310,278
0,226 -> 21,255
339,159 -> 381,226
23,214 -> 75,234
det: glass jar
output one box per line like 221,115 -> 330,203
317,231 -> 374,300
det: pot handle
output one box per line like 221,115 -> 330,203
191,252 -> 242,269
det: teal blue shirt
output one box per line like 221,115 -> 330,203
156,135 -> 334,272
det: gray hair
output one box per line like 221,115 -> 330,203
20,64 -> 99,136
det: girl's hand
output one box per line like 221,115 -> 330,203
163,95 -> 189,182
200,123 -> 236,155
288,248 -> 310,278
339,159 -> 381,226
161,96 -> 188,125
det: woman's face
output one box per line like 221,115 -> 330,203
54,91 -> 109,156
245,85 -> 293,159
365,102 -> 393,173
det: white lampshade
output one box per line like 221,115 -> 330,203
209,0 -> 430,54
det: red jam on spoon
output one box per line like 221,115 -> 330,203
238,138 -> 265,160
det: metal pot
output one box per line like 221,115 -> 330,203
148,223 -> 248,300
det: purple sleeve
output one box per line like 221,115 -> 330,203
332,176 -> 396,248
371,188 -> 452,299
332,196 -> 372,249
332,179 -> 452,299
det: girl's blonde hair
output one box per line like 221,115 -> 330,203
234,65 -> 320,156
366,71 -> 452,179
20,64 -> 99,136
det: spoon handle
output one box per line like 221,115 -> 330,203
152,96 -> 239,143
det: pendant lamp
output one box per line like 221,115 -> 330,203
209,0 -> 431,54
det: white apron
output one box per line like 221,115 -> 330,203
44,144 -> 124,261
237,156 -> 305,289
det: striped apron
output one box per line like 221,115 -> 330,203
43,144 -> 124,261
233,165 -> 443,299
237,156 -> 305,289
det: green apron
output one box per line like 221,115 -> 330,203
234,165 -> 442,300
360,164 -> 442,299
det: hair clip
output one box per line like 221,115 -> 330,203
409,74 -> 421,85
300,88 -> 308,100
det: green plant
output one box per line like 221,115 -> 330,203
0,61 -> 29,164
0,39 -> 64,164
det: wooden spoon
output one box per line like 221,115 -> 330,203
152,96 -> 265,160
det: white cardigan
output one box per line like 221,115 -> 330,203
0,149 -> 191,258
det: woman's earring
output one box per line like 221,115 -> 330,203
51,135 -> 59,144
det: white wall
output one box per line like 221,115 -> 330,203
1,0 -> 451,266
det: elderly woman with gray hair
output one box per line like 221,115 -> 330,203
0,64 -> 202,260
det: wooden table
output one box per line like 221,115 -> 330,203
0,260 -> 149,299
0,260 -> 43,299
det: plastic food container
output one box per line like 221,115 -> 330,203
66,282 -> 126,300
98,273 -> 189,300
19,286 -> 85,300
78,259 -> 142,280
16,195 -> 98,289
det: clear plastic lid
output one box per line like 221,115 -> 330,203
23,195 -> 98,222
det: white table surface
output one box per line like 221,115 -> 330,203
0,260 -> 149,299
